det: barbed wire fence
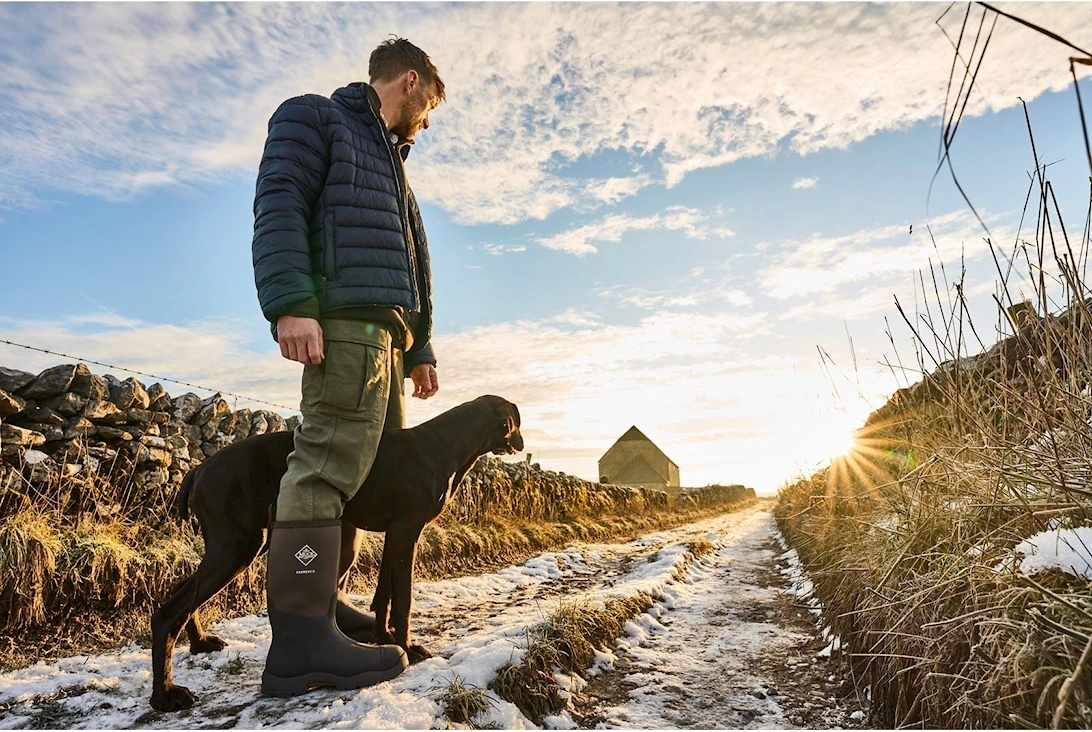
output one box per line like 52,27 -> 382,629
0,337 -> 298,412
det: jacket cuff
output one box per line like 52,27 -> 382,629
272,295 -> 321,322
403,342 -> 437,377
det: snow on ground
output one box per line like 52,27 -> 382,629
0,505 -> 864,729
572,510 -> 862,730
1014,525 -> 1092,579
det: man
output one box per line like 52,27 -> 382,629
251,38 -> 444,698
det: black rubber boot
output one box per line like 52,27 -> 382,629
261,520 -> 408,698
336,593 -> 377,643
335,525 -> 376,642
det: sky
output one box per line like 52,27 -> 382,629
2,2 -> 1092,493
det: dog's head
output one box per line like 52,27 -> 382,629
479,395 -> 523,455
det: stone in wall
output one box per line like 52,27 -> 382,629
0,367 -> 35,394
109,377 -> 150,411
0,389 -> 26,417
47,392 -> 86,417
19,364 -> 83,400
147,383 -> 171,412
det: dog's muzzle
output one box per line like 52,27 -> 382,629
494,431 -> 524,455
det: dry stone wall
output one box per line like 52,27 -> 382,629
0,363 -> 298,513
0,362 -> 755,525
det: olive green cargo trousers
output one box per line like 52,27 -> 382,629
276,319 -> 404,522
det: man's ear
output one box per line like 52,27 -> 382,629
404,69 -> 419,94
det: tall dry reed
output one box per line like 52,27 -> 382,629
777,107 -> 1092,728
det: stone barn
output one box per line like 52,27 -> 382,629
598,426 -> 680,491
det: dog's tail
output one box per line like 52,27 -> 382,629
176,467 -> 198,521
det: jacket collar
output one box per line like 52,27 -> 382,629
332,82 -> 413,160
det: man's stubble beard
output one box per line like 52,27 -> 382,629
390,95 -> 428,144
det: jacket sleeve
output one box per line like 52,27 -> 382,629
404,340 -> 437,376
252,96 -> 328,324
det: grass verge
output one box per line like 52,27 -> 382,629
776,112 -> 1092,728
490,592 -> 656,725
0,497 -> 751,671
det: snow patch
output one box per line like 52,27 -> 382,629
1014,526 -> 1092,579
778,535 -> 842,657
542,710 -> 578,729
818,636 -> 842,657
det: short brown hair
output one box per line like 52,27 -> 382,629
369,37 -> 446,105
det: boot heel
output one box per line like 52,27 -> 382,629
261,672 -> 318,698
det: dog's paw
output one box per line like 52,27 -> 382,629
149,684 -> 196,712
407,645 -> 433,664
189,635 -> 226,654
373,629 -> 396,646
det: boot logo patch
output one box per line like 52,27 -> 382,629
295,544 -> 318,566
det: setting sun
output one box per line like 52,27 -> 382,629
822,425 -> 860,461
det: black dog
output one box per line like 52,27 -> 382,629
149,395 -> 522,712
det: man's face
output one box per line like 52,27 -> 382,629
390,84 -> 436,144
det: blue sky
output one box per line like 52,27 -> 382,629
2,2 -> 1091,493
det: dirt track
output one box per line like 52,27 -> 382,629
0,504 -> 868,729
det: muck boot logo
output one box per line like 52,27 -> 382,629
294,544 -> 318,566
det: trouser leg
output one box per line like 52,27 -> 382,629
334,349 -> 406,641
277,320 -> 394,523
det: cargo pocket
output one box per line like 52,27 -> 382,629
317,339 -> 371,412
311,320 -> 392,419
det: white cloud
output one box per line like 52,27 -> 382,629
758,210 -> 994,300
482,243 -> 527,256
793,176 -> 818,190
537,206 -> 731,256
2,3 -> 1089,223
586,175 -> 654,205
597,282 -> 753,311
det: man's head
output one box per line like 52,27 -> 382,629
369,38 -> 445,144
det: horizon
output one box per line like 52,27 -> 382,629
2,2 -> 1091,495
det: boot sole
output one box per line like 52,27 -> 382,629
260,657 -> 408,698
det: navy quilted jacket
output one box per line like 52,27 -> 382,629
252,83 -> 435,368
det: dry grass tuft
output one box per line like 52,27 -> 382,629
491,592 -> 655,724
0,511 -> 62,628
688,538 -> 717,558
436,674 -> 493,726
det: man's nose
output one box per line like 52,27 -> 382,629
421,115 -> 429,130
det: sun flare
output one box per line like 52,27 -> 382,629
822,425 -> 860,461
809,413 -> 862,463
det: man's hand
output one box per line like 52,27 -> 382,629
410,364 -> 439,399
277,315 -> 324,365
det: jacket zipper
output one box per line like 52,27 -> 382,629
379,133 -> 421,311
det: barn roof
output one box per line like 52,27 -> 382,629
617,425 -> 649,442
601,425 -> 678,469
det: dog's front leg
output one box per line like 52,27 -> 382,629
383,522 -> 432,664
370,534 -> 396,646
